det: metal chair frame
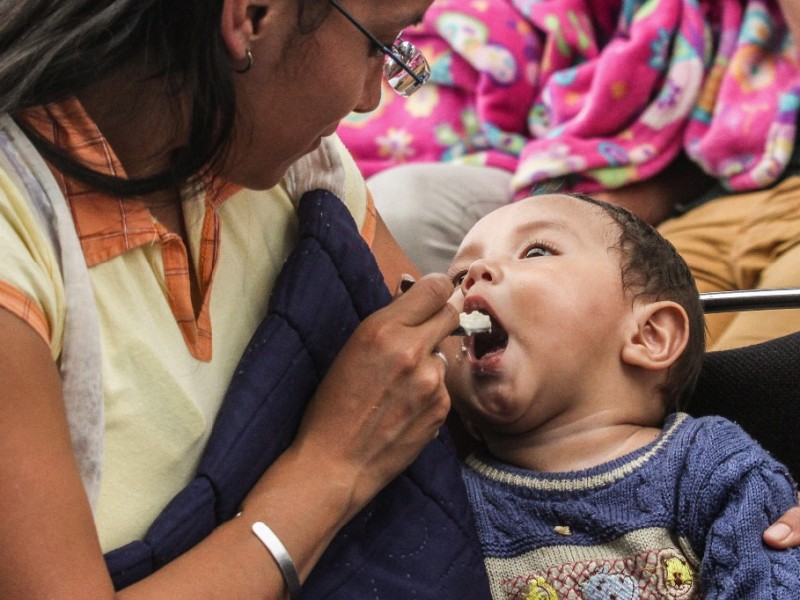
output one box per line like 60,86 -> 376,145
700,287 -> 800,313
690,287 -> 800,480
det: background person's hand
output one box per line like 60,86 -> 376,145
764,500 -> 800,549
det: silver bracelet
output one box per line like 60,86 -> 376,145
251,521 -> 302,599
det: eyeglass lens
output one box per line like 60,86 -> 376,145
385,40 -> 430,97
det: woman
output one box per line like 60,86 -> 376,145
0,0 -> 475,597
0,1 -> 796,598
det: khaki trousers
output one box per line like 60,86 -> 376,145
659,176 -> 800,350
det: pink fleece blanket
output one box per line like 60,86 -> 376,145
338,0 -> 800,196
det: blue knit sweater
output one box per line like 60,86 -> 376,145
462,412 -> 800,599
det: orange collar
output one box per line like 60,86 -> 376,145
18,98 -> 239,267
18,98 -> 242,360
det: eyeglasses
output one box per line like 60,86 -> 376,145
328,0 -> 431,97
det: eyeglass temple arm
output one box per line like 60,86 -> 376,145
328,0 -> 425,85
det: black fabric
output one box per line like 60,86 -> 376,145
688,331 -> 800,480
104,190 -> 490,598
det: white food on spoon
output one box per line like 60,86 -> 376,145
458,310 -> 492,335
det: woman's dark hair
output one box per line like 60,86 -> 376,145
0,0 -> 327,197
563,192 -> 706,410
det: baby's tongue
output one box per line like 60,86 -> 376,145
473,320 -> 509,360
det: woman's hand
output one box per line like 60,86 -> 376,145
291,272 -> 458,510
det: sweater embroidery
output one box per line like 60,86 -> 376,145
487,528 -> 697,599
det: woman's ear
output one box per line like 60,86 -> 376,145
220,0 -> 272,61
621,300 -> 689,371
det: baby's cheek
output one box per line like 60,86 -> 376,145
445,364 -> 477,420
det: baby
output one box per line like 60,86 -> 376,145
446,193 -> 800,598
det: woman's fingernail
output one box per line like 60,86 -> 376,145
398,275 -> 415,293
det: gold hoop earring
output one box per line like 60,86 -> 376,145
235,48 -> 253,74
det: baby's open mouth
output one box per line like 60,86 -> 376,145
472,316 -> 508,360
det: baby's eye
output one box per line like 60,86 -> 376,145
450,270 -> 467,286
523,244 -> 554,258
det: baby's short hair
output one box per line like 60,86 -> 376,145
564,193 -> 706,410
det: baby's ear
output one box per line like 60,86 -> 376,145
621,300 -> 689,371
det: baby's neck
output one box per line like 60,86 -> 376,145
483,417 -> 664,473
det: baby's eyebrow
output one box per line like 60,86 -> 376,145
519,218 -> 573,236
502,218 -> 576,245
450,217 -> 578,269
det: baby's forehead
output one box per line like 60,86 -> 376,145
454,194 -> 618,262
517,193 -> 608,216
473,194 -> 613,237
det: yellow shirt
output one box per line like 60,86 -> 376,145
0,101 -> 375,551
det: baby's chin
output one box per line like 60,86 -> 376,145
465,386 -> 531,429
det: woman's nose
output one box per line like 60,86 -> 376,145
352,62 -> 384,114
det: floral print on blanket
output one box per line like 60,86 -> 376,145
338,0 -> 800,196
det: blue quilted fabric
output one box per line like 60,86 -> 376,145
104,189 -> 490,598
